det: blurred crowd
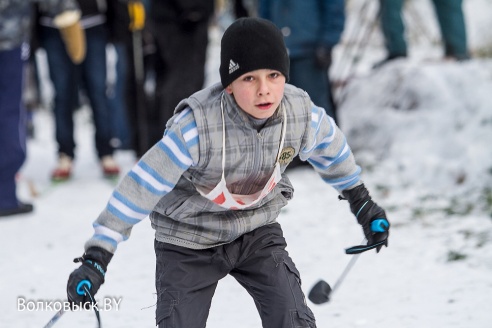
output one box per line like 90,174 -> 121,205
1,0 -> 469,217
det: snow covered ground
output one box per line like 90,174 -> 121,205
1,0 -> 492,327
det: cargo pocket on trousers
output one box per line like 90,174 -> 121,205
283,259 -> 316,328
156,290 -> 180,326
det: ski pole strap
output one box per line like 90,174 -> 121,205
42,286 -> 101,328
83,285 -> 102,328
345,239 -> 387,255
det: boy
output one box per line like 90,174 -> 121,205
67,17 -> 390,327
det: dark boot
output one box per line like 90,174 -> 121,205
0,202 -> 34,217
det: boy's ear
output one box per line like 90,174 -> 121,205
225,85 -> 233,94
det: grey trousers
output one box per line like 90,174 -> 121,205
155,223 -> 316,327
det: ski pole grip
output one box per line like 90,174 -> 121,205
76,280 -> 92,296
371,218 -> 389,233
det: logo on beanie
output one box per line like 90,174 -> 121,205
229,60 -> 240,74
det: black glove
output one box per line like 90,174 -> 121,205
67,247 -> 113,308
341,184 -> 390,252
315,46 -> 333,70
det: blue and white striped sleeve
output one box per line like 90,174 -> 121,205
300,103 -> 362,191
85,108 -> 199,253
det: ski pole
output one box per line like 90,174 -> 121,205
308,225 -> 389,304
308,240 -> 363,305
42,283 -> 101,328
43,309 -> 65,328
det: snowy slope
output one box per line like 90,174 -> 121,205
1,0 -> 492,327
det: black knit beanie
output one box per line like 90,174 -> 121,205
220,17 -> 290,88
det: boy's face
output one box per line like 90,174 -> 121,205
225,69 -> 286,119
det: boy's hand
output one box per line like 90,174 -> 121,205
341,184 -> 390,252
67,247 -> 113,308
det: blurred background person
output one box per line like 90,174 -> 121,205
376,0 -> 469,66
106,0 -> 146,152
146,0 -> 215,150
259,0 -> 345,169
37,0 -> 120,181
0,0 -> 84,217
